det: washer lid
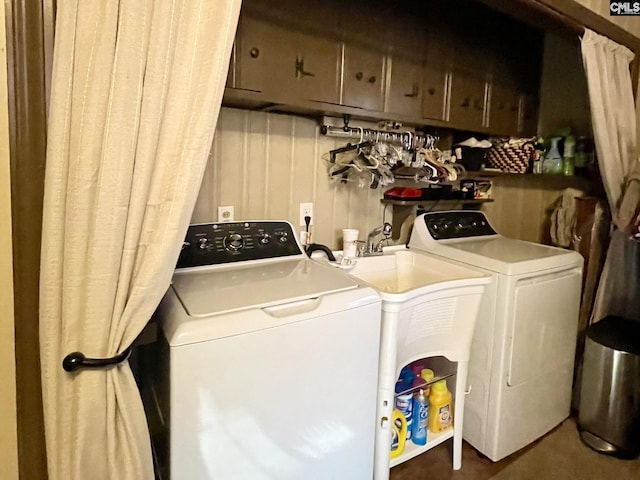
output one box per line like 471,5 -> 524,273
171,258 -> 359,317
409,211 -> 583,275
429,237 -> 582,275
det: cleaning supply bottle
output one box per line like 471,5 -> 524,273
395,376 -> 413,441
428,380 -> 454,433
574,136 -> 588,168
411,389 -> 429,446
390,409 -> 408,459
542,137 -> 563,175
420,368 -> 435,394
563,134 -> 576,176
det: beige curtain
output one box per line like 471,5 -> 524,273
581,29 -> 640,323
581,29 -> 637,216
39,1 -> 240,479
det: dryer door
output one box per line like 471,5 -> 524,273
507,269 -> 582,387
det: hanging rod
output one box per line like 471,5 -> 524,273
320,124 -> 438,149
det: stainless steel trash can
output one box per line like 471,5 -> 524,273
578,315 -> 640,458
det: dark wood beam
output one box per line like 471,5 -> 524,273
5,0 -> 54,478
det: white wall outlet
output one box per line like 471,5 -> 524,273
299,202 -> 313,226
218,206 -> 234,223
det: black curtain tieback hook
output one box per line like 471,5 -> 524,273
62,346 -> 132,372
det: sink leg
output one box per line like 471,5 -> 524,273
452,361 -> 469,470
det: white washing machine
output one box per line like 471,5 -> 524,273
409,211 -> 583,461
148,221 -> 381,479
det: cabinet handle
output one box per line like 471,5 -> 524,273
368,75 -> 376,84
355,72 -> 363,81
295,57 -> 315,78
404,83 -> 419,98
461,97 -> 470,108
249,47 -> 260,59
428,87 -> 436,96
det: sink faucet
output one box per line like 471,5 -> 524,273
359,222 -> 392,256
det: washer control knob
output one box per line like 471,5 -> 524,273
223,233 -> 244,251
258,233 -> 271,245
197,238 -> 209,250
279,232 -> 288,243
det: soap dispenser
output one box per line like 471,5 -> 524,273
543,137 -> 563,175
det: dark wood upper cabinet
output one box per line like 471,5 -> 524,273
489,82 -> 520,136
235,14 -> 297,95
340,2 -> 387,111
343,44 -> 385,111
449,70 -> 488,131
235,0 -> 341,104
385,55 -> 424,118
519,93 -> 539,136
422,5 -> 453,122
292,33 -> 341,104
422,65 -> 449,121
227,0 -> 543,136
384,5 -> 426,118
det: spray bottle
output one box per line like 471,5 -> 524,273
411,388 -> 429,445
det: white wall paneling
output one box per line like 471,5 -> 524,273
482,173 -> 594,244
196,109 -> 596,248
193,107 -> 386,249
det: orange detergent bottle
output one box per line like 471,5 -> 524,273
428,380 -> 453,433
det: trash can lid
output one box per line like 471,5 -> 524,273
586,316 -> 640,355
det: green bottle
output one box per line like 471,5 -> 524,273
563,134 -> 576,176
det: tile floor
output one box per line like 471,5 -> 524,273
389,417 -> 640,480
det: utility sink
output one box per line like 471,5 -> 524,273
333,245 -> 491,475
344,245 -> 488,302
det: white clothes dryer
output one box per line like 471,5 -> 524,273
146,221 -> 381,480
408,211 -> 583,461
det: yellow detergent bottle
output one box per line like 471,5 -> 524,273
390,409 -> 408,459
428,380 -> 453,433
420,368 -> 435,394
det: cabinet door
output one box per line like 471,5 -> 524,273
293,33 -> 341,104
384,6 -> 425,119
235,14 -> 297,96
422,65 -> 448,121
422,3 -> 453,123
449,71 -> 487,131
489,82 -> 520,136
519,93 -> 539,136
343,44 -> 385,111
385,54 -> 423,118
235,4 -> 340,104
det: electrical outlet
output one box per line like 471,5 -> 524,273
218,206 -> 234,223
299,202 -> 313,226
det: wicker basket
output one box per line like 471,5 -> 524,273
486,138 -> 535,174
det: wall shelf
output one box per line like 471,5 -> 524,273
381,198 -> 494,207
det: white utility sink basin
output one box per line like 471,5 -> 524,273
334,244 -> 491,477
345,246 -> 487,302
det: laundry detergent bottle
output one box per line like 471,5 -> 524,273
390,409 -> 408,459
428,380 -> 453,433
